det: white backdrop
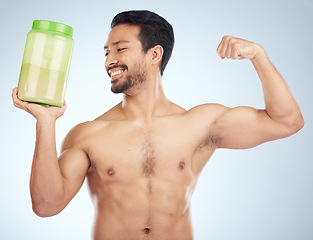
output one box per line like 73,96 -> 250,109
1,0 -> 312,239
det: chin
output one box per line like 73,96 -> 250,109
111,86 -> 121,94
111,77 -> 133,94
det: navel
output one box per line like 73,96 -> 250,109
107,168 -> 115,176
179,161 -> 185,170
143,227 -> 150,234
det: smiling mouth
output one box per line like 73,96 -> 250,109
108,65 -> 128,80
110,69 -> 125,78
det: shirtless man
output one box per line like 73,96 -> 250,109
12,10 -> 304,240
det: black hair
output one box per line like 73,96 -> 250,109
111,10 -> 175,76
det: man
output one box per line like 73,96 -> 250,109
12,10 -> 304,240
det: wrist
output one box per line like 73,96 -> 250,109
251,44 -> 267,62
36,116 -> 56,127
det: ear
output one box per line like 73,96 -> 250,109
150,45 -> 163,65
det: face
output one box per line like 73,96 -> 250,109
104,24 -> 148,94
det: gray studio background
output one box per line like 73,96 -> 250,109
1,0 -> 312,239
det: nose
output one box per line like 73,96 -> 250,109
105,53 -> 119,69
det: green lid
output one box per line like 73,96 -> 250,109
32,20 -> 73,37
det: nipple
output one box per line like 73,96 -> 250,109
179,161 -> 185,170
107,168 -> 115,176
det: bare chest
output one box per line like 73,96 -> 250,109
87,119 -> 206,182
85,116 -> 217,183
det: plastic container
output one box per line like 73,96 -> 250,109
18,20 -> 74,107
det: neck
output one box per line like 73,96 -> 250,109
121,73 -> 170,123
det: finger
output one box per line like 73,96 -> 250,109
230,43 -> 241,60
12,87 -> 18,100
225,37 -> 240,59
12,88 -> 33,112
217,36 -> 229,59
225,40 -> 232,59
61,100 -> 67,112
216,37 -> 224,56
218,36 -> 228,59
12,88 -> 24,109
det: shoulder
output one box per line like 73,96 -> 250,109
172,103 -> 230,142
61,121 -> 105,151
185,103 -> 230,122
61,104 -> 123,151
187,103 -> 228,113
182,103 -> 232,146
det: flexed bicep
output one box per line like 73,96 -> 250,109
213,106 -> 294,149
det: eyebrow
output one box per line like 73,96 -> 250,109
104,40 -> 130,50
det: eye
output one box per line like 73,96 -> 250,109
104,51 -> 110,57
117,48 -> 126,52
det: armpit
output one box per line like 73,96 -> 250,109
196,135 -> 220,151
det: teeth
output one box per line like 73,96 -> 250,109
110,70 -> 124,77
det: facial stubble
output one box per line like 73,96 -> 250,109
111,62 -> 147,94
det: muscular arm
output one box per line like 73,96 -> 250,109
212,36 -> 304,149
30,120 -> 90,217
12,88 -> 90,217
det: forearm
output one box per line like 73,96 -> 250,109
30,118 -> 65,214
251,47 -> 304,128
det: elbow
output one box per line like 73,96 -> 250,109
32,203 -> 57,218
292,113 -> 305,133
298,114 -> 305,131
30,185 -> 67,217
284,113 -> 305,136
33,209 -> 53,218
31,199 -> 63,218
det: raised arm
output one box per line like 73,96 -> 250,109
212,36 -> 304,149
12,88 -> 90,217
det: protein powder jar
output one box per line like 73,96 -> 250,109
18,20 -> 74,107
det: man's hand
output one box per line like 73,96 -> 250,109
216,35 -> 263,60
12,88 -> 67,122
